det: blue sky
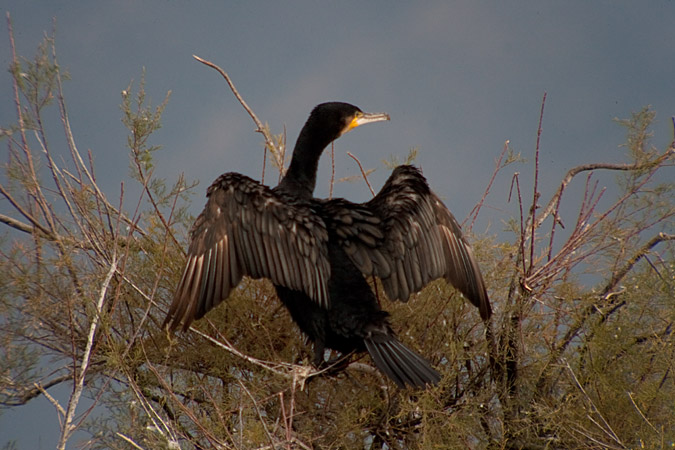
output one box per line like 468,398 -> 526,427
1,1 -> 674,447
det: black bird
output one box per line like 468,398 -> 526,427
164,102 -> 491,388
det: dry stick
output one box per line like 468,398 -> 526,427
192,55 -> 279,161
563,359 -> 627,448
627,391 -> 659,433
279,125 -> 287,183
79,184 -> 163,431
528,92 -> 547,276
5,12 -> 48,246
531,146 -> 674,233
198,322 -> 308,379
0,210 -> 48,235
528,159 -> 668,288
69,186 -> 129,434
33,383 -> 66,416
467,139 -> 509,230
604,232 -> 674,297
278,392 -> 290,446
329,142 -> 335,199
262,139 -> 268,184
57,255 -> 118,450
237,379 -> 276,448
530,175 -> 605,284
197,319 -> 351,385
0,373 -> 72,408
347,152 -> 375,196
3,17 -> 54,239
529,142 -> 672,289
34,131 -> 92,247
546,184 -> 565,262
508,173 -> 528,279
116,433 -> 145,450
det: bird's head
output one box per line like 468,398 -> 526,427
280,102 -> 390,196
308,102 -> 390,143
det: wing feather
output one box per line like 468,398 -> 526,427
164,173 -> 331,332
319,165 -> 491,320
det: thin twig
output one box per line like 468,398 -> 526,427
467,139 -> 509,230
237,379 -> 276,448
193,54 -> 278,156
116,433 -> 146,450
508,173 -> 528,279
627,391 -> 659,433
329,142 -> 335,199
34,382 -> 66,417
563,359 -> 626,448
529,92 -> 547,276
347,152 -> 375,196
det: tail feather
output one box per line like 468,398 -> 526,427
365,336 -> 441,388
366,339 -> 408,387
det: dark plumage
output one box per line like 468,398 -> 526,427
164,102 -> 491,388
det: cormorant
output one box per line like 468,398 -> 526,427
164,102 -> 491,388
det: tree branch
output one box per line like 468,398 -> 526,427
57,256 -> 118,450
547,232 -> 674,377
192,55 -> 280,162
531,146 -> 674,233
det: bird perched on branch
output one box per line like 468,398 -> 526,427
164,102 -> 491,388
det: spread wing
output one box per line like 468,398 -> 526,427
321,165 -> 491,320
164,173 -> 330,331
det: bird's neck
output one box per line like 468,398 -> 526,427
277,126 -> 333,198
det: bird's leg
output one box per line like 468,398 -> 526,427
323,351 -> 356,375
311,340 -> 351,374
312,339 -> 326,367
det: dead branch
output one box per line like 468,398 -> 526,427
1,373 -> 73,407
467,139 -> 509,230
57,255 -> 118,450
530,146 -> 674,235
192,54 -> 283,171
347,152 -> 375,196
528,92 -> 547,276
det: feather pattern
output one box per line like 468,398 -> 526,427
320,165 -> 491,320
164,172 -> 331,331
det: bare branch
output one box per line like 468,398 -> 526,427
466,139 -> 509,230
531,146 -> 674,233
347,152 -> 375,196
57,256 -> 118,450
0,183 -> 60,241
193,55 -> 278,156
116,433 -> 146,450
603,232 -> 674,296
528,92 -> 547,276
0,373 -> 73,407
0,212 -> 34,234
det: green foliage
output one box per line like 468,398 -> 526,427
1,32 -> 673,449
